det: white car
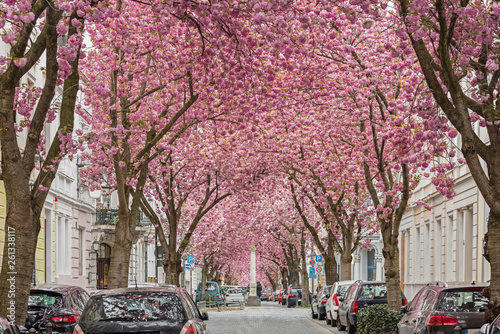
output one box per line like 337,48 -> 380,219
224,288 -> 245,306
325,280 -> 356,327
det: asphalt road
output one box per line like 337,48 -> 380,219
206,301 -> 341,334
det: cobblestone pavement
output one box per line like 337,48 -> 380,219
205,301 -> 340,334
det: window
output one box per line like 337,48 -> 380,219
437,289 -> 488,312
78,228 -> 84,276
367,249 -> 376,281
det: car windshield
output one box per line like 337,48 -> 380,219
28,292 -> 63,309
82,292 -> 185,322
359,284 -> 387,299
437,289 -> 488,312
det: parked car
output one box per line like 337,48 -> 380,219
195,281 -> 221,302
311,285 -> 332,320
337,280 -> 407,334
224,288 -> 245,306
278,289 -> 285,303
481,311 -> 500,334
398,281 -> 488,334
274,290 -> 279,301
74,286 -> 209,334
287,287 -> 302,308
326,280 -> 355,327
25,284 -> 90,333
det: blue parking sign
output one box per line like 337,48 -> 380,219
187,256 -> 195,264
315,255 -> 323,263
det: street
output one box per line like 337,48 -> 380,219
206,301 -> 340,334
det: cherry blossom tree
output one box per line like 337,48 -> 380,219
0,0 -> 97,322
396,0 -> 500,320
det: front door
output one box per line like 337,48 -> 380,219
97,258 -> 110,289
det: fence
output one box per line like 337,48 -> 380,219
196,300 -> 245,311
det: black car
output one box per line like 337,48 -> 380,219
0,317 -> 21,334
398,281 -> 488,334
25,284 -> 89,333
311,285 -> 332,320
74,286 -> 209,334
287,287 -> 302,308
337,280 -> 407,334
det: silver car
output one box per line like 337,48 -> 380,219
325,280 -> 355,327
224,288 -> 245,306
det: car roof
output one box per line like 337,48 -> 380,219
91,286 -> 182,297
30,284 -> 82,295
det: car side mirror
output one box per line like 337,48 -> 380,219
325,294 -> 330,298
313,294 -> 317,299
201,311 -> 209,321
400,305 -> 408,313
481,323 -> 490,334
338,296 -> 344,302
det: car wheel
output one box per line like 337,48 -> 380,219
330,312 -> 337,327
312,307 -> 318,319
347,317 -> 355,334
287,302 -> 291,308
326,315 -> 331,325
337,314 -> 346,331
318,310 -> 325,320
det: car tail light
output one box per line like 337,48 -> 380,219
332,294 -> 339,306
321,296 -> 328,303
196,292 -> 199,297
289,294 -> 294,298
73,324 -> 84,334
226,294 -> 230,297
53,315 -> 77,323
404,297 -> 408,306
352,300 -> 359,313
180,322 -> 196,334
216,293 -> 219,298
427,315 -> 459,327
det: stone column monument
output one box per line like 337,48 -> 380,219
246,242 -> 260,306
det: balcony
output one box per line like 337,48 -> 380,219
96,208 -> 143,226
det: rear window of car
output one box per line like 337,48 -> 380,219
205,283 -> 218,292
29,291 -> 64,309
359,284 -> 387,299
227,289 -> 243,294
337,285 -> 350,296
291,289 -> 301,294
437,289 -> 488,312
81,292 -> 186,322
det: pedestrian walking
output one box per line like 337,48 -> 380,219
257,281 -> 262,302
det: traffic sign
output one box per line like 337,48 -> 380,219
187,256 -> 195,264
185,263 -> 192,270
315,255 -> 323,263
315,266 -> 324,275
309,259 -> 316,267
309,267 -> 317,278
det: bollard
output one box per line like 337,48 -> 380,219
217,301 -> 221,312
45,321 -> 53,334
28,329 -> 37,334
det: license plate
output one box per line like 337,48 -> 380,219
465,329 -> 482,334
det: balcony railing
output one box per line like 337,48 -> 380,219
96,208 -> 143,226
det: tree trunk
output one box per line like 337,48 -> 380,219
0,203 -> 38,325
324,250 -> 338,285
281,268 -> 287,288
301,236 -> 310,306
108,209 -> 134,289
107,223 -> 133,289
340,251 -> 352,281
484,211 -> 500,322
383,231 -> 402,311
200,266 -> 208,301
